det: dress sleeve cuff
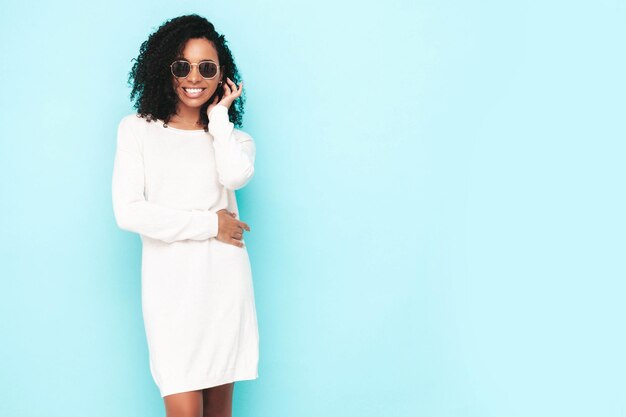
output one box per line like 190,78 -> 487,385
208,104 -> 229,121
191,209 -> 219,239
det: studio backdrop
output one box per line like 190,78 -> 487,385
0,0 -> 624,416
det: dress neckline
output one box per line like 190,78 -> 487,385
156,119 -> 207,134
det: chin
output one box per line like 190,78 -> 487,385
178,95 -> 209,108
181,99 -> 208,108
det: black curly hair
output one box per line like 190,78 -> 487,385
127,14 -> 245,131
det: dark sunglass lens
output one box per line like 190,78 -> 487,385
199,62 -> 218,78
172,61 -> 190,77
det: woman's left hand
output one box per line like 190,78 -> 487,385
207,77 -> 243,115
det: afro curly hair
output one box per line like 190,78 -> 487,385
127,14 -> 245,131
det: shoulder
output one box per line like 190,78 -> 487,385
117,113 -> 159,138
118,113 -> 152,130
117,113 -> 139,135
116,113 -> 152,151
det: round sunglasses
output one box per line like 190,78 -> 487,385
170,60 -> 220,79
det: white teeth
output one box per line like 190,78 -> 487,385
184,88 -> 204,93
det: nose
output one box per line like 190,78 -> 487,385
188,64 -> 201,82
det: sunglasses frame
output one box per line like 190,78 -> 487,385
170,59 -> 221,80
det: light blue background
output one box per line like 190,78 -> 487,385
1,0 -> 624,416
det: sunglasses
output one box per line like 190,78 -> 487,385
170,60 -> 220,79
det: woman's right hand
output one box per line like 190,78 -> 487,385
216,209 -> 250,247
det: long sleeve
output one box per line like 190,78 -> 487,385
208,104 -> 256,190
111,116 -> 219,243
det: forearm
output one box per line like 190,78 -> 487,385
112,198 -> 218,243
208,104 -> 256,190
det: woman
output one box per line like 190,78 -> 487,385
112,14 -> 259,417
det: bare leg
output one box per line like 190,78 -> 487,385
164,390 -> 203,417
202,382 -> 235,417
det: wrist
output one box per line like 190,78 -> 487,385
208,104 -> 229,120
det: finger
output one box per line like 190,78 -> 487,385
230,238 -> 244,248
239,221 -> 251,232
229,78 -> 242,96
223,82 -> 232,95
229,211 -> 236,217
227,77 -> 239,93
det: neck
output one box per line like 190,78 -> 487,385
171,104 -> 202,125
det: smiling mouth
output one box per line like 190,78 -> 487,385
182,87 -> 206,98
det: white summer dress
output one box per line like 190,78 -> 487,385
111,104 -> 259,397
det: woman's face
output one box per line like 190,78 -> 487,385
171,37 -> 223,111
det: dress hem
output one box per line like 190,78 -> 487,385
159,370 -> 259,398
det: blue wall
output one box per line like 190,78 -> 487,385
1,1 -> 624,416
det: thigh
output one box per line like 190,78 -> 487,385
164,390 -> 203,417
202,382 -> 235,417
